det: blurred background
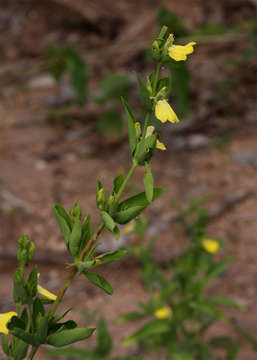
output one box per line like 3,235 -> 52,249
0,0 -> 256,359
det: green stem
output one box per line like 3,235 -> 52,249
115,161 -> 137,203
153,62 -> 161,94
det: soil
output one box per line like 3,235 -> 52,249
0,0 -> 256,359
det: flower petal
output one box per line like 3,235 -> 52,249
168,41 -> 196,61
155,100 -> 179,124
0,312 -> 17,334
201,238 -> 220,254
154,306 -> 172,319
37,284 -> 57,301
156,139 -> 166,150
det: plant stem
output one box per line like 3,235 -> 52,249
140,62 -> 161,141
115,161 -> 137,203
47,223 -> 104,319
153,62 -> 161,94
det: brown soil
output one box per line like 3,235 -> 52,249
0,0 -> 256,359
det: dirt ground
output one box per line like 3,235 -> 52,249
0,0 -> 256,359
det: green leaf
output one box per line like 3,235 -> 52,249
53,205 -> 72,247
37,316 -> 48,343
136,74 -> 152,111
118,311 -> 145,323
28,266 -> 38,298
32,297 -> 45,329
85,272 -> 114,295
209,295 -> 244,310
79,214 -> 92,255
136,134 -> 157,164
95,250 -> 127,266
121,97 -> 137,155
190,300 -> 224,320
100,211 -> 120,239
112,172 -> 124,195
156,77 -> 170,94
96,73 -> 131,103
20,308 -> 28,326
13,268 -> 29,304
53,308 -> 72,323
47,328 -> 95,347
97,110 -> 123,137
144,163 -> 154,202
123,319 -> 169,345
7,316 -> 25,331
114,188 -> 163,224
206,257 -> 233,283
12,340 -> 29,360
8,328 -> 39,346
1,334 -> 9,355
94,317 -> 112,357
48,347 -> 93,358
69,218 -> 82,257
77,260 -> 95,273
168,61 -> 190,118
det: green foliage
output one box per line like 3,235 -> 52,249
95,73 -> 131,104
96,110 -> 124,137
3,25 -> 256,360
53,203 -> 92,260
168,61 -> 191,118
84,272 -> 114,295
45,45 -> 88,105
49,318 -> 140,360
121,97 -> 137,156
121,204 -> 257,359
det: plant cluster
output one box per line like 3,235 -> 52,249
120,206 -> 257,359
0,26 -> 197,359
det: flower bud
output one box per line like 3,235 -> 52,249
17,235 -> 35,267
152,40 -> 161,61
96,188 -> 106,210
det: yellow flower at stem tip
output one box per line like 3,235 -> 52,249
168,33 -> 196,61
0,312 -> 17,334
202,238 -> 220,254
154,306 -> 172,319
155,100 -> 179,124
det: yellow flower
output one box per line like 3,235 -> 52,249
145,126 -> 166,150
202,238 -> 220,254
0,312 -> 17,334
156,139 -> 166,150
168,34 -> 196,61
154,306 -> 172,319
155,100 -> 179,124
37,284 -> 57,301
37,273 -> 57,301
